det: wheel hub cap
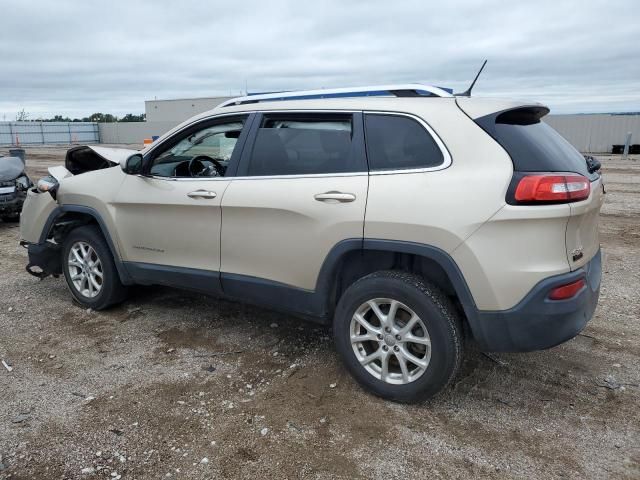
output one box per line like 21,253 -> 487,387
350,298 -> 431,385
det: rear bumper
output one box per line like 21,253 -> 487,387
471,249 -> 601,352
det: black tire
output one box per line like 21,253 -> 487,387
61,225 -> 127,310
333,270 -> 463,403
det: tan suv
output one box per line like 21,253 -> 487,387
19,85 -> 604,402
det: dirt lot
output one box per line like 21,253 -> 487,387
0,146 -> 638,479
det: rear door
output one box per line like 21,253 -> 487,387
219,111 -> 368,293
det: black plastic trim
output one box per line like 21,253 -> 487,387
221,272 -> 323,321
124,262 -> 222,295
473,249 -> 601,352
361,239 -> 479,317
39,205 -> 132,284
26,242 -> 62,278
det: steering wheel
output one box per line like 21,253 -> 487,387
188,155 -> 226,177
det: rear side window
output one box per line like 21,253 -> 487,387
475,107 -> 597,180
247,114 -> 359,176
364,114 -> 444,171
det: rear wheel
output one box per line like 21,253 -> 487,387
62,225 -> 127,310
333,270 -> 463,403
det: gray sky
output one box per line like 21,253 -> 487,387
1,0 -> 638,119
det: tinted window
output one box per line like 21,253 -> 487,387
150,120 -> 244,177
247,115 -> 357,176
475,107 -> 598,181
364,114 -> 444,171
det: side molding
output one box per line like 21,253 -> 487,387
125,262 -> 222,295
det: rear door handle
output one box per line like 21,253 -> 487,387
314,191 -> 356,203
187,190 -> 217,199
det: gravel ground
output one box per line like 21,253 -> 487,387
0,146 -> 639,479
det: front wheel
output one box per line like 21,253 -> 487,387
62,225 -> 127,310
333,271 -> 463,403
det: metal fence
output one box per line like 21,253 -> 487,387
0,122 -> 100,146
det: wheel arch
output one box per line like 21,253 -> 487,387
316,239 -> 480,332
39,205 -> 132,284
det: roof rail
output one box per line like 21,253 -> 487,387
217,84 -> 454,108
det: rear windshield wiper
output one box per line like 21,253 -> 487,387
584,155 -> 601,174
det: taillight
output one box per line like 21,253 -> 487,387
511,173 -> 590,204
548,278 -> 586,300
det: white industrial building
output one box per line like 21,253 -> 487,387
145,96 -> 233,122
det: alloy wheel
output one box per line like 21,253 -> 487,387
67,241 -> 103,298
350,298 -> 431,385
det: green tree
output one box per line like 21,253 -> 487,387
119,113 -> 146,122
87,113 -> 117,123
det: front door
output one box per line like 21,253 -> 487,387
112,115 -> 250,289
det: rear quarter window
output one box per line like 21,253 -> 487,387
364,114 -> 445,171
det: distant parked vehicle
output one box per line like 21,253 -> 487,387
0,154 -> 32,222
18,84 -> 604,402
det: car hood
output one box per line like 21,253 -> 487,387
65,145 -> 138,175
0,156 -> 26,182
86,146 -> 139,165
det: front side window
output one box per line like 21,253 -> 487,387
247,114 -> 357,176
364,114 -> 444,171
149,119 -> 245,177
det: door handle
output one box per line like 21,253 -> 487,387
187,190 -> 217,199
314,191 -> 356,203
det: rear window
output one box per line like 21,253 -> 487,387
364,114 -> 444,171
475,107 -> 597,180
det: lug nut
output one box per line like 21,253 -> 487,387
377,334 -> 383,340
395,334 -> 401,341
382,345 -> 388,351
394,346 -> 399,352
385,327 -> 391,333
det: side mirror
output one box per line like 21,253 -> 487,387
122,154 -> 143,175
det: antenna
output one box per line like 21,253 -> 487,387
455,60 -> 487,97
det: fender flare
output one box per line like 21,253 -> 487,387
39,205 -> 132,284
315,238 -> 480,326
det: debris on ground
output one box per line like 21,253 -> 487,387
1,360 -> 12,372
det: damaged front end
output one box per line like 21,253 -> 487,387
65,145 -> 136,174
0,156 -> 32,221
21,144 -> 138,279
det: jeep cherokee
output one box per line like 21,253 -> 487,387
18,85 -> 604,402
